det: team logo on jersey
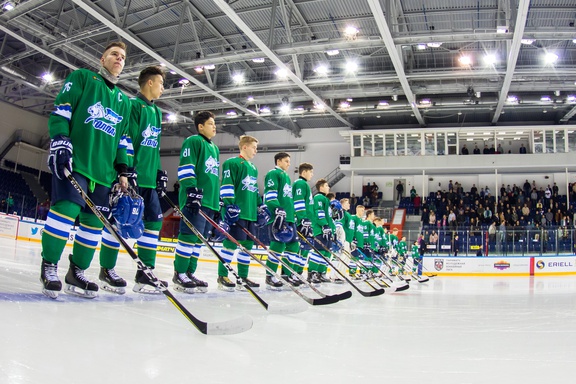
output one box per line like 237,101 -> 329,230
267,179 -> 275,188
140,124 -> 161,148
241,175 -> 258,192
85,102 -> 123,136
63,82 -> 72,92
204,156 -> 219,176
283,184 -> 293,198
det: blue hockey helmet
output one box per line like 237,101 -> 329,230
330,200 -> 343,220
272,223 -> 294,243
111,187 -> 144,239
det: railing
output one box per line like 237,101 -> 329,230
0,190 -> 45,221
405,227 -> 576,257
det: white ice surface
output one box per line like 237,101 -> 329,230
1,238 -> 576,384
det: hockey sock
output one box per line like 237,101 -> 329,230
308,251 -> 325,272
71,212 -> 104,270
218,247 -> 236,277
137,221 -> 162,267
267,241 -> 286,276
282,241 -> 300,276
99,226 -> 120,269
41,201 -> 81,264
187,244 -> 201,274
174,234 -> 195,273
236,240 -> 253,278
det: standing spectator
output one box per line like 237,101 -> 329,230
473,144 -> 481,154
410,186 -> 417,201
461,144 -> 469,155
519,143 -> 527,153
396,180 -> 404,202
6,194 -> 14,213
413,194 -> 421,215
452,235 -> 460,256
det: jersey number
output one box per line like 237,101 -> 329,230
182,148 -> 190,157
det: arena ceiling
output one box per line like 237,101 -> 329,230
1,0 -> 576,139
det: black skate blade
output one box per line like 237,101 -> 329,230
206,315 -> 253,335
267,302 -> 308,315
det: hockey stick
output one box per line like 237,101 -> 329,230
161,194 -> 306,314
404,257 -> 430,283
296,232 -> 385,297
64,170 -> 252,335
336,246 -> 398,292
353,249 -> 409,292
236,223 -> 352,302
194,210 -> 343,306
312,238 -> 397,294
164,195 -> 337,307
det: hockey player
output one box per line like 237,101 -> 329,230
216,135 -> 264,291
173,111 -> 219,293
40,42 -> 131,299
291,163 -> 315,281
348,205 -> 366,278
263,152 -> 299,290
308,178 -> 336,283
396,236 -> 408,275
98,65 -> 168,294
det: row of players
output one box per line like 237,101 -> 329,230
38,41 -> 419,299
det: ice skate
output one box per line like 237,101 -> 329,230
186,272 -> 208,293
40,258 -> 62,299
217,275 -> 236,292
133,268 -> 167,294
236,277 -> 260,291
307,271 -> 321,285
99,267 -> 127,295
172,272 -> 197,294
64,255 -> 98,299
265,275 -> 283,291
317,272 -> 331,283
284,274 -> 303,288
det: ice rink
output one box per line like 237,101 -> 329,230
1,236 -> 576,384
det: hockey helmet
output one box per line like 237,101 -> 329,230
272,223 -> 294,243
330,200 -> 343,221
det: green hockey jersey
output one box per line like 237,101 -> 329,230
49,68 -> 130,186
264,166 -> 294,224
177,134 -> 220,211
129,94 -> 162,188
292,177 -> 314,224
220,156 -> 260,221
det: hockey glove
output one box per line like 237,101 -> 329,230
256,204 -> 271,228
156,170 -> 168,195
47,135 -> 73,180
297,218 -> 313,238
272,208 -> 286,232
321,225 -> 332,243
120,167 -> 138,189
185,187 -> 203,213
224,204 -> 241,225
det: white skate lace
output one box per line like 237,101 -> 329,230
107,268 -> 122,280
178,273 -> 192,283
189,275 -> 205,285
44,263 -> 59,281
74,267 -> 90,283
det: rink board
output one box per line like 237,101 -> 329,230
423,255 -> 576,276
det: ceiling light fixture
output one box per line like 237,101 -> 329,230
226,110 -> 238,117
252,58 -> 265,63
314,65 -> 329,75
232,73 -> 244,83
521,39 -> 534,45
3,1 -> 14,11
275,68 -> 288,79
540,96 -> 552,102
427,42 -> 442,48
167,113 -> 177,122
484,54 -> 497,65
345,61 -> 358,73
204,64 -> 215,70
458,55 -> 472,65
416,44 -> 427,50
41,72 -> 53,82
194,67 -> 204,73
339,101 -> 350,109
544,52 -> 559,64
326,49 -> 340,56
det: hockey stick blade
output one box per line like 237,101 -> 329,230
64,170 -> 252,335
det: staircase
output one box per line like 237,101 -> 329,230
312,166 -> 345,194
20,171 -> 49,202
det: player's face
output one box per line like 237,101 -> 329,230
148,74 -> 164,100
320,183 -> 329,194
277,156 -> 290,171
356,207 -> 365,216
342,201 -> 350,210
243,142 -> 258,160
302,169 -> 314,181
101,46 -> 126,77
199,117 -> 216,139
